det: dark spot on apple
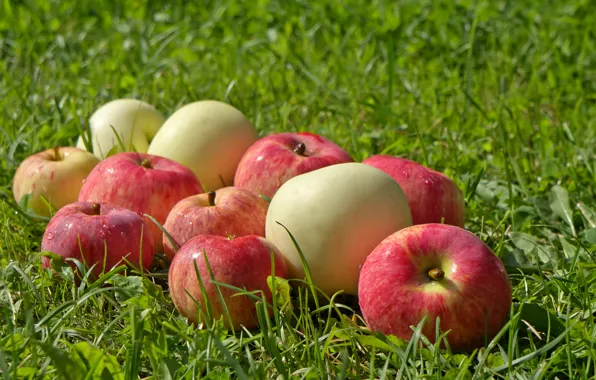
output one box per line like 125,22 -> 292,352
293,142 -> 307,156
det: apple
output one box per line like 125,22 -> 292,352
362,155 -> 466,227
265,162 -> 412,296
147,100 -> 258,192
76,98 -> 165,159
12,146 -> 100,217
358,223 -> 512,352
163,186 -> 269,260
234,132 -> 353,199
77,152 -> 203,253
41,201 -> 154,279
168,234 -> 288,329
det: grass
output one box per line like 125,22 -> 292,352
1,0 -> 595,378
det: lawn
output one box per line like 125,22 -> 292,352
1,0 -> 595,378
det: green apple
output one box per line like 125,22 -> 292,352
265,162 -> 413,296
12,146 -> 100,217
77,99 -> 165,159
147,100 -> 258,192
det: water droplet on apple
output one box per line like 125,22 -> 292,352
46,232 -> 55,240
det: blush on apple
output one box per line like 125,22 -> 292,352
78,152 -> 203,253
12,146 -> 100,217
168,235 -> 288,329
234,132 -> 353,199
362,155 -> 466,227
41,201 -> 154,279
163,186 -> 269,260
358,223 -> 512,352
265,162 -> 412,296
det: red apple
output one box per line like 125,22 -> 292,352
41,201 -> 154,279
168,235 -> 288,329
78,152 -> 203,253
358,223 -> 512,352
234,132 -> 353,199
362,155 -> 465,227
12,146 -> 100,217
163,186 -> 268,260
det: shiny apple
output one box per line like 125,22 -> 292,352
362,155 -> 465,227
41,201 -> 154,279
234,132 -> 353,199
358,223 -> 512,352
78,152 -> 203,253
168,234 -> 288,329
163,186 -> 268,260
12,146 -> 100,217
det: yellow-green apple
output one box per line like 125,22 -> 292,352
77,152 -> 203,253
234,132 -> 353,199
265,162 -> 412,296
76,98 -> 165,159
168,234 -> 288,329
12,146 -> 100,217
362,155 -> 465,227
358,223 -> 512,352
163,187 -> 269,260
41,201 -> 154,279
147,100 -> 258,192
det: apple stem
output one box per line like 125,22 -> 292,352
53,146 -> 62,161
92,203 -> 101,215
140,158 -> 152,169
428,268 -> 445,281
293,142 -> 307,156
208,191 -> 216,206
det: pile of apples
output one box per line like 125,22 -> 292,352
12,98 -> 512,352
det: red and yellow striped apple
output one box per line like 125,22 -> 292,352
41,201 -> 154,279
362,155 -> 465,227
168,234 -> 288,329
162,186 -> 268,260
358,223 -> 512,352
78,152 -> 203,253
234,132 -> 353,199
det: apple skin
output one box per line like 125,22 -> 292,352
358,223 -> 512,352
362,155 -> 466,227
163,186 -> 269,260
168,235 -> 288,329
41,202 -> 154,279
265,162 -> 412,296
77,152 -> 203,253
148,100 -> 258,192
76,99 -> 166,160
12,147 -> 100,217
234,132 -> 353,199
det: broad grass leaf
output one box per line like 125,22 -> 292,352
71,341 -> 124,380
517,303 -> 566,337
549,185 -> 576,236
584,228 -> 596,244
509,232 -> 537,253
37,341 -> 84,380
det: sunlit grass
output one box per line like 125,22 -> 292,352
1,0 -> 595,378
